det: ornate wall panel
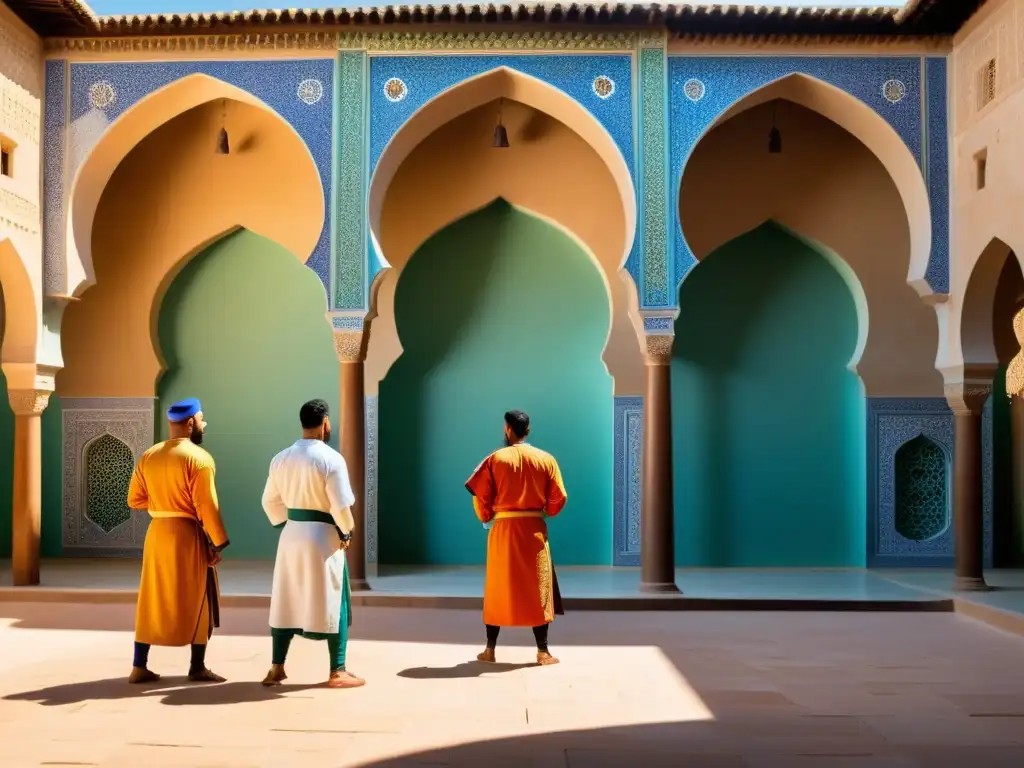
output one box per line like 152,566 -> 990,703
866,397 -> 994,567
613,396 -> 643,565
668,56 -> 949,297
44,59 -> 334,293
365,394 -> 378,566
61,397 -> 155,556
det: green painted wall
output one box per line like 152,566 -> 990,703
990,366 -> 1023,566
672,222 -> 866,567
157,228 -> 339,559
378,200 -> 614,566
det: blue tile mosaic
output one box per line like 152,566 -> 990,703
367,54 -> 637,290
62,60 -> 334,290
642,316 -> 673,333
613,396 -> 643,566
866,398 -> 993,568
43,60 -> 68,295
925,57 -> 950,295
668,56 -> 926,301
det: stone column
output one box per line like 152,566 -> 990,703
8,388 -> 51,587
946,380 -> 991,592
333,325 -> 370,591
640,333 -> 679,593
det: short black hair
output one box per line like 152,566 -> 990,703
300,399 -> 330,429
504,409 -> 530,439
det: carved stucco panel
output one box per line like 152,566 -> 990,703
62,401 -> 155,553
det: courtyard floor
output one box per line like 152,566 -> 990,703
0,602 -> 1022,767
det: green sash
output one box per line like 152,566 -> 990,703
287,508 -> 334,525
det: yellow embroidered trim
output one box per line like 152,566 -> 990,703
493,510 -> 545,520
537,538 -> 554,624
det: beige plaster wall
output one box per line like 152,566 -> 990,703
950,0 -> 1024,381
0,1 -> 43,371
58,97 -> 324,397
681,96 -> 943,397
367,98 -> 645,395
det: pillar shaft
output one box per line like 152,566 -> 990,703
333,324 -> 370,591
947,379 -> 991,592
640,334 -> 678,593
340,360 -> 368,591
8,389 -> 50,587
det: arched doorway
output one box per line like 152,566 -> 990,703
156,229 -> 337,558
57,77 -> 326,556
674,223 -> 863,565
368,71 -> 637,567
962,238 -> 1024,566
675,79 -> 940,567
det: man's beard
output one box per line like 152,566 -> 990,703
503,433 -> 513,447
190,428 -> 204,446
322,427 -> 331,445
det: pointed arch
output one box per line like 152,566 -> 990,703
695,219 -> 869,375
368,66 -> 637,276
65,72 -> 324,299
0,237 -> 38,364
960,236 -> 1024,369
678,72 -> 932,299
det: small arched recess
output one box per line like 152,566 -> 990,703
83,433 -> 135,534
893,435 -> 950,542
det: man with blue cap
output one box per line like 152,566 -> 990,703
126,397 -> 230,684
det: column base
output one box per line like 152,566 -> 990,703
638,581 -> 681,595
953,575 -> 991,592
349,578 -> 372,592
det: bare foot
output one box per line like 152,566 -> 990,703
261,664 -> 287,687
327,670 -> 365,689
536,651 -> 560,666
187,667 -> 226,683
476,648 -> 496,663
128,667 -> 161,684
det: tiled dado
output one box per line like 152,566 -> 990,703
61,398 -> 156,557
866,397 -> 994,568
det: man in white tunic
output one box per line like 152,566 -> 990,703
260,399 -> 365,689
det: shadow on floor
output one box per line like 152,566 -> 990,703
397,661 -> 535,679
3,677 -> 319,707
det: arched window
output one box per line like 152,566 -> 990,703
894,435 -> 949,541
84,434 -> 134,533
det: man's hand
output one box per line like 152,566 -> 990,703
210,549 -> 223,566
338,538 -> 351,551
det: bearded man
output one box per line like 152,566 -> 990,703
127,397 -> 230,684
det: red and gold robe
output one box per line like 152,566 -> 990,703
465,443 -> 567,627
128,438 -> 229,647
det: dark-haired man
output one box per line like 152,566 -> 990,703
127,397 -> 230,684
260,399 -> 364,689
465,409 -> 567,666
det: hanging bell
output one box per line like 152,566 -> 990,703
216,127 -> 230,155
492,123 -> 510,149
768,125 -> 782,154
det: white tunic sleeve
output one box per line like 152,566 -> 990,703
325,451 -> 356,534
262,457 -> 288,527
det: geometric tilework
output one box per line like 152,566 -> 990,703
613,396 -> 643,565
924,57 -> 950,295
365,394 -> 378,566
866,398 -> 994,568
61,398 -> 156,557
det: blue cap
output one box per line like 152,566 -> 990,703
167,398 -> 202,423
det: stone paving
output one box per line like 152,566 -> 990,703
0,602 -> 1022,767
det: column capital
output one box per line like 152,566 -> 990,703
327,312 -> 367,363
945,380 -> 991,416
644,333 -> 674,365
8,388 -> 52,416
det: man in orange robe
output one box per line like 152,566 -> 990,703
126,398 -> 230,684
465,410 -> 566,665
